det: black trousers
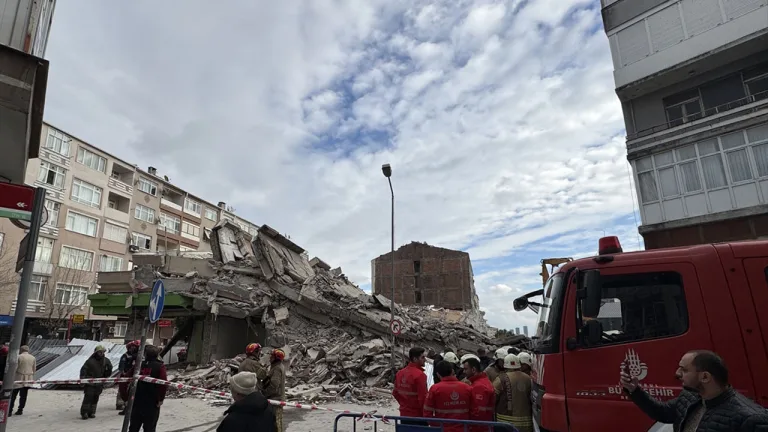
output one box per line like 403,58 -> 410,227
81,386 -> 103,416
128,404 -> 161,432
10,388 -> 28,411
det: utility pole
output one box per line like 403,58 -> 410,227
0,187 -> 46,428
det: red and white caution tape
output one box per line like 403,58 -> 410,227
2,377 -> 133,386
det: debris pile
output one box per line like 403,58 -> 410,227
126,221 -> 527,397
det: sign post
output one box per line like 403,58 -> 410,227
120,280 -> 165,432
0,187 -> 46,428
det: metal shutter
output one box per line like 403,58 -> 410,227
618,20 -> 651,66
648,4 -> 685,52
682,0 -> 723,36
722,0 -> 766,20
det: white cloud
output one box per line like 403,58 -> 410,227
42,0 -> 636,332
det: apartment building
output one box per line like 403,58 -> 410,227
601,0 -> 768,248
0,123 -> 260,339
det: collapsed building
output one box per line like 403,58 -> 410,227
91,221 -> 519,396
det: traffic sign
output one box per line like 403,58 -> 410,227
149,280 -> 165,323
72,314 -> 85,324
157,319 -> 172,328
390,319 -> 403,336
0,183 -> 34,221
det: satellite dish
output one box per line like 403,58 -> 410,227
10,207 -> 48,230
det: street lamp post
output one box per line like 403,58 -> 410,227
381,164 -> 395,378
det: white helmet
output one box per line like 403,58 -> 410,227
494,348 -> 508,360
503,354 -> 521,370
443,352 -> 459,364
460,354 -> 480,364
518,352 -> 532,367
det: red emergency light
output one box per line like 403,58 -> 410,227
598,236 -> 623,255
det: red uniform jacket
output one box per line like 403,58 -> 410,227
423,376 -> 472,432
468,372 -> 496,431
393,362 -> 428,418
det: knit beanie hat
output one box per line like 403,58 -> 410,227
230,372 -> 258,396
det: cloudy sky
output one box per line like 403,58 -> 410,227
42,0 -> 643,333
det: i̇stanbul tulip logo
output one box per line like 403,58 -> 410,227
621,349 -> 648,381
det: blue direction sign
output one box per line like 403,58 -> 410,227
149,280 -> 165,324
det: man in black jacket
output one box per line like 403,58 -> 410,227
621,350 -> 768,431
218,372 -> 276,432
80,345 -> 113,420
129,345 -> 167,432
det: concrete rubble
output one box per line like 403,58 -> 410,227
128,221 -> 525,400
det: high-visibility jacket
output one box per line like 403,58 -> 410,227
393,362 -> 428,417
423,376 -> 472,432
468,372 -> 496,432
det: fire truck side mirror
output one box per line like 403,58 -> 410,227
581,270 -> 602,318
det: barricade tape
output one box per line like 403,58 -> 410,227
2,375 -> 389,421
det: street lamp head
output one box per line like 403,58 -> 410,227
382,164 -> 392,178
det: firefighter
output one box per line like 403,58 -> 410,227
484,348 -> 507,384
262,348 -> 286,432
459,354 -> 480,384
462,356 -> 495,431
118,340 -> 140,414
128,345 -> 167,432
423,360 -> 472,432
492,354 -> 533,432
79,345 -> 113,420
239,343 -> 267,386
518,352 -> 533,375
443,352 -> 464,381
393,347 -> 428,425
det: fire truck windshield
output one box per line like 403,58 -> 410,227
535,272 -> 565,347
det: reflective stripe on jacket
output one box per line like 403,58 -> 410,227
393,362 -> 428,418
423,376 -> 473,432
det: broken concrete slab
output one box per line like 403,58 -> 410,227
274,307 -> 289,324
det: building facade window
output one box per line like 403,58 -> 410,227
184,198 -> 202,215
113,322 -> 128,338
45,129 -> 70,156
30,275 -> 48,302
664,89 -> 702,127
35,237 -> 54,263
204,208 -> 217,221
54,284 -> 88,306
100,255 -> 123,272
37,161 -> 67,188
71,179 -> 103,208
635,124 -> 768,204
45,200 -> 61,228
103,223 -> 128,243
131,232 -> 152,250
59,246 -> 94,271
160,213 -> 181,235
182,221 -> 200,237
134,205 -> 155,223
65,211 -> 98,237
76,147 -> 107,173
138,177 -> 158,196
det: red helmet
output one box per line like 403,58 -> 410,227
245,343 -> 262,355
271,349 -> 286,361
0,345 -> 8,355
127,340 -> 140,349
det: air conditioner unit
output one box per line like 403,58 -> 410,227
129,245 -> 140,253
108,327 -> 115,334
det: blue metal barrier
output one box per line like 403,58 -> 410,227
333,413 -> 519,432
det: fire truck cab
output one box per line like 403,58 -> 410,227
514,237 -> 768,432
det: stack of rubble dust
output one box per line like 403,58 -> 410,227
130,221 -> 526,402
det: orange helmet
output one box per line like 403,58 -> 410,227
245,343 -> 262,355
271,349 -> 285,361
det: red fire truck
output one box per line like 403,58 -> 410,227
514,237 -> 768,432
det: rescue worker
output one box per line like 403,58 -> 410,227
432,352 -> 444,384
393,347 -> 428,426
518,352 -> 532,376
262,348 -> 286,432
80,345 -> 113,420
423,360 -> 472,432
128,345 -> 167,432
118,340 -> 140,414
462,356 -> 496,431
492,354 -> 533,432
218,372 -> 276,431
477,348 -> 492,371
443,352 -> 464,381
484,348 -> 507,384
9,345 -> 36,416
459,354 -> 480,384
239,343 -> 267,386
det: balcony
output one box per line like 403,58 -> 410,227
108,177 -> 133,196
609,0 -> 768,91
10,299 -> 46,315
160,197 -> 182,212
106,192 -> 132,224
